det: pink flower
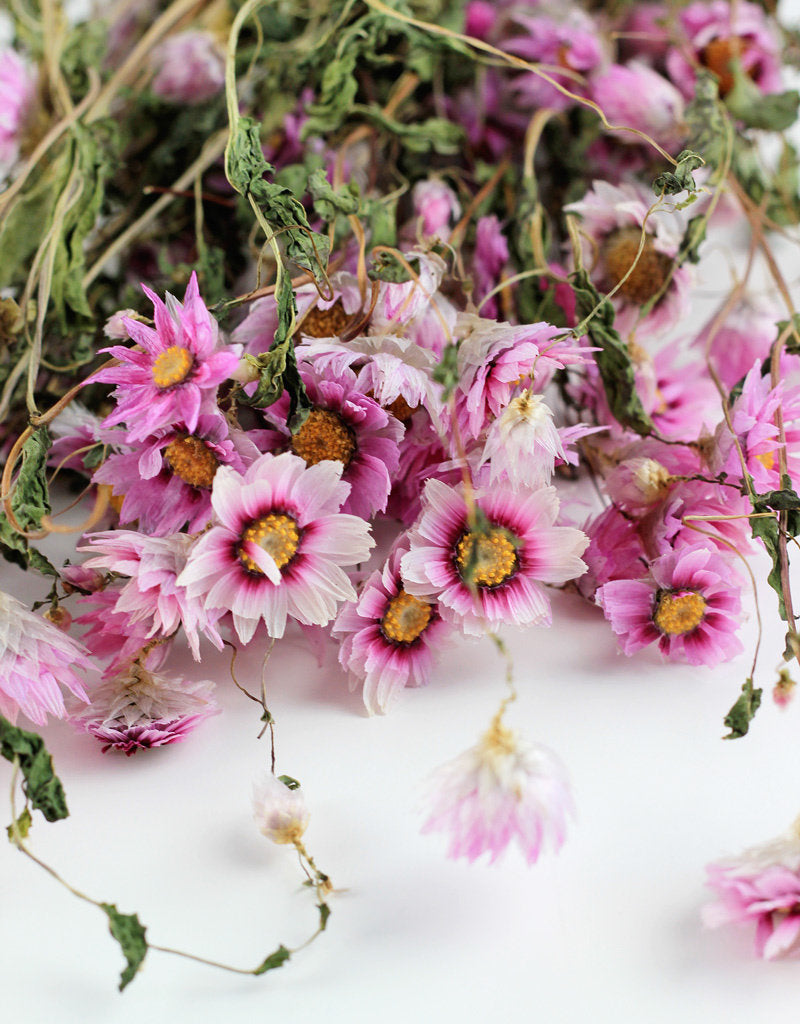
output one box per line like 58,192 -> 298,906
92,272 -> 241,442
473,215 -> 509,319
694,297 -> 792,390
261,363 -> 403,520
589,62 -> 686,153
69,664 -> 218,755
92,413 -> 252,536
410,179 -> 461,238
480,392 -> 566,487
596,544 -> 743,666
579,504 -> 648,600
0,48 -> 36,178
422,717 -> 574,865
177,451 -> 374,644
333,537 -> 452,714
402,479 -> 588,635
78,531 -> 224,660
565,180 -> 691,340
48,402 -> 105,477
151,31 -> 226,105
704,820 -> 800,959
372,250 -> 447,333
0,590 -> 90,726
666,0 -> 782,100
77,589 -> 172,678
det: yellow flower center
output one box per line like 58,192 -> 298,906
755,449 -> 776,472
653,589 -> 707,636
151,345 -> 194,388
290,408 -> 356,467
455,528 -> 518,588
163,435 -> 220,489
701,36 -> 746,98
386,394 -> 417,423
602,228 -> 673,306
238,513 -> 300,575
381,590 -> 433,644
297,300 -> 350,338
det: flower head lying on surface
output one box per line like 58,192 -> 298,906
704,817 -> 800,959
253,773 -> 309,846
422,715 -> 574,866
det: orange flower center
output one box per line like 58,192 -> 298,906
455,528 -> 518,588
386,394 -> 418,423
164,436 -> 220,489
239,513 -> 300,575
297,300 -> 350,338
653,589 -> 707,636
602,228 -> 674,306
381,589 -> 433,644
152,345 -> 193,388
755,449 -> 776,472
290,408 -> 356,467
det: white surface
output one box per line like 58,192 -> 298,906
2,522 -> 800,1024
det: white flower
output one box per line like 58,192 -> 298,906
253,773 -> 310,845
482,392 -> 565,486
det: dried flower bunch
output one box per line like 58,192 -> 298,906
3,0 -> 800,988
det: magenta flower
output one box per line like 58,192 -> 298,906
78,531 -> 224,659
666,0 -> 782,100
69,664 -> 218,756
177,452 -> 374,644
693,297 -> 789,390
261,363 -> 404,520
596,544 -> 743,666
473,215 -> 509,319
704,821 -> 800,959
588,62 -> 686,153
77,589 -> 172,678
422,718 -> 574,865
92,413 -> 252,536
410,179 -> 461,238
333,537 -> 452,714
402,479 -> 588,635
151,30 -> 226,105
565,180 -> 691,340
92,272 -> 240,442
579,504 -> 648,600
0,590 -> 90,726
0,47 -> 36,178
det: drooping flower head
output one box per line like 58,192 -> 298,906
333,536 -> 452,714
596,544 -> 743,666
177,451 -> 374,644
69,664 -> 218,755
0,591 -> 90,726
0,48 -> 37,179
402,479 -> 588,636
253,773 -> 310,845
422,717 -> 574,865
91,272 -> 241,442
704,817 -> 800,960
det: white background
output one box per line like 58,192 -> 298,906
6,4 -> 800,1023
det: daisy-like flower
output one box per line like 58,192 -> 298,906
0,590 -> 90,726
596,544 -> 743,666
421,716 -> 574,865
69,663 -> 218,755
253,773 -> 310,845
333,537 -> 452,714
704,817 -> 800,959
92,412 -> 252,536
151,30 -> 226,105
565,180 -> 691,340
0,47 -> 37,179
402,479 -> 588,635
78,531 -> 224,659
177,451 -> 374,644
261,363 -> 403,520
91,272 -> 240,443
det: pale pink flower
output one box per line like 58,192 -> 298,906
70,664 -> 218,755
694,297 -> 792,390
589,62 -> 686,153
48,402 -> 105,477
605,457 -> 674,511
402,479 -> 588,635
151,30 -> 226,105
410,179 -> 461,238
92,272 -> 241,442
422,718 -> 574,865
177,452 -> 374,644
480,392 -> 565,487
0,48 -> 36,178
333,537 -> 452,714
0,591 -> 90,726
704,818 -> 800,959
253,773 -> 310,845
596,544 -> 743,666
372,250 -> 447,333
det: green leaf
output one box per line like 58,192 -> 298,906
0,512 -> 58,577
302,53 -> 359,137
317,902 -> 331,932
7,806 -> 32,842
10,426 -> 51,531
723,678 -> 763,739
307,168 -> 360,223
685,72 -> 727,169
101,904 -> 148,991
0,716 -> 69,822
726,61 -> 800,131
277,774 -> 300,791
678,215 -> 707,264
254,944 -> 291,975
353,106 -> 463,155
432,343 -> 460,401
368,251 -> 417,284
569,270 -> 654,436
652,150 -> 705,197
750,478 -> 800,620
